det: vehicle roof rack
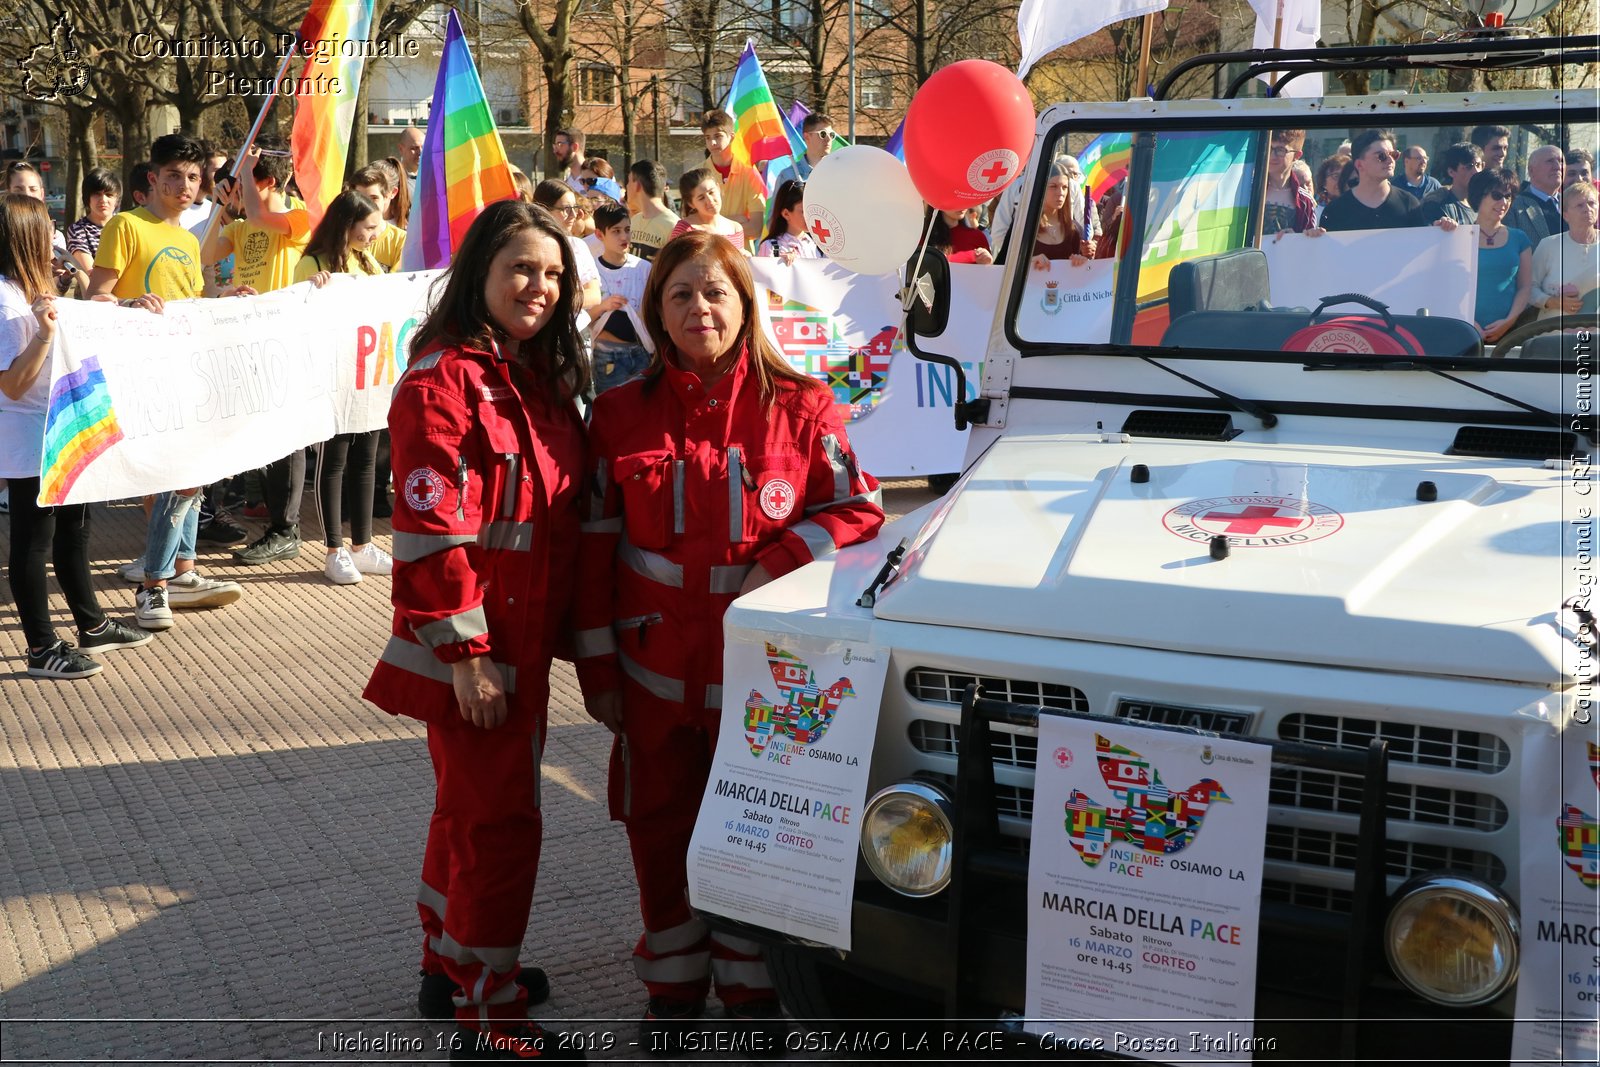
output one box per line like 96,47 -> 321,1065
1154,33 -> 1599,101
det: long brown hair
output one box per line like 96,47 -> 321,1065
408,199 -> 588,401
641,230 -> 819,405
0,193 -> 55,302
303,190 -> 381,276
378,157 -> 410,229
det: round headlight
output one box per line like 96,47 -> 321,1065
860,781 -> 953,897
1384,874 -> 1519,1007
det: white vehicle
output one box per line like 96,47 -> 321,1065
712,34 -> 1598,1061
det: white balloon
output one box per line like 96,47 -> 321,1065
801,145 -> 925,277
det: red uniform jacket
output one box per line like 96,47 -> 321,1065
364,341 -> 586,732
574,351 -> 884,710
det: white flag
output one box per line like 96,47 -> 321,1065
1248,0 -> 1325,98
1017,0 -> 1169,81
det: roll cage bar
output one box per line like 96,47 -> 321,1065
1154,33 -> 1600,101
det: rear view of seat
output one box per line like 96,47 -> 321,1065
1167,249 -> 1272,319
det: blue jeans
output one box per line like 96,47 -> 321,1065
141,490 -> 200,581
592,340 -> 651,395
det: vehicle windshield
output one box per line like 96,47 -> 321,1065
1008,109 -> 1597,369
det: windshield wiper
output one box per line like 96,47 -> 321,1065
1139,356 -> 1278,429
1301,359 -> 1587,442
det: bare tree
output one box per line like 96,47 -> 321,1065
516,0 -> 580,176
571,0 -> 663,170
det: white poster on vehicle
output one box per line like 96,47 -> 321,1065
1014,257 -> 1117,345
1025,716 -> 1272,1061
687,633 -> 889,950
1260,227 -> 1477,322
37,271 -> 436,506
1511,714 -> 1600,1064
751,258 -> 987,478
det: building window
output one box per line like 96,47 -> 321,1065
859,71 -> 893,110
578,64 -> 617,106
859,0 -> 892,24
577,0 -> 612,14
770,0 -> 810,44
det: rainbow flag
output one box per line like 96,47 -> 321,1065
1079,131 -> 1133,202
1138,130 -> 1256,301
400,9 -> 516,271
884,118 -> 906,163
290,0 -> 375,229
39,354 -> 123,505
727,41 -> 794,180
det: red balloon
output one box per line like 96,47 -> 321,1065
903,60 -> 1037,212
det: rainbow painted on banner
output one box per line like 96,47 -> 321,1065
728,42 -> 793,180
1079,131 -> 1134,202
290,0 -> 375,228
40,355 -> 123,505
400,9 -> 516,271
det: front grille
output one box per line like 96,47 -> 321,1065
905,669 -> 1088,713
1279,714 -> 1509,772
1270,768 -> 1508,831
902,669 -> 1516,915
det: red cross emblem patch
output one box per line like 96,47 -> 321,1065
404,467 -> 447,512
760,478 -> 797,521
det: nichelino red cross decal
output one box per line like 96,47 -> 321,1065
1198,505 -> 1307,535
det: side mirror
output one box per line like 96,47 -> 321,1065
903,247 -> 951,340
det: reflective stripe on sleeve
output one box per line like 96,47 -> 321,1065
391,531 -> 476,562
414,605 -> 490,649
788,518 -> 838,560
618,651 -> 686,702
709,564 -> 752,594
644,918 -> 709,955
805,487 -> 883,515
574,627 -> 617,658
705,684 -> 723,710
478,521 -> 533,552
619,539 -> 684,587
820,434 -> 850,503
378,636 -> 518,693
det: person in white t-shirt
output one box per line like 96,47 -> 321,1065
587,200 -> 654,394
0,193 -> 150,679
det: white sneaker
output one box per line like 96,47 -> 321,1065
349,543 -> 393,576
134,585 -> 174,631
325,547 -> 362,585
117,559 -> 146,583
166,570 -> 243,609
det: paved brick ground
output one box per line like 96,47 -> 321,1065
0,479 -> 938,1063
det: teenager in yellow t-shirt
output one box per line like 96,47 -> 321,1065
201,138 -> 309,294
88,136 -> 206,306
293,190 -> 392,587
351,164 -> 405,271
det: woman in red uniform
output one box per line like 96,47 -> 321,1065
364,201 -> 587,1062
575,231 -> 885,1040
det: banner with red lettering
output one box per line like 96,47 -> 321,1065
37,271 -> 435,505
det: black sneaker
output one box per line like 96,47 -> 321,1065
641,997 -> 705,1058
419,967 -> 550,1019
234,526 -> 301,565
448,1022 -> 586,1061
26,640 -> 103,680
78,619 -> 154,655
197,509 -> 249,545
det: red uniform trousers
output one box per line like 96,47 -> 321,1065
418,719 -> 544,1026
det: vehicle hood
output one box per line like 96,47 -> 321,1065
873,435 -> 1583,685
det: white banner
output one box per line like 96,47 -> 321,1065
1261,227 -> 1478,322
38,272 -> 437,506
751,258 -> 992,478
1025,717 -> 1272,1060
1512,714 -> 1600,1064
687,633 -> 890,950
